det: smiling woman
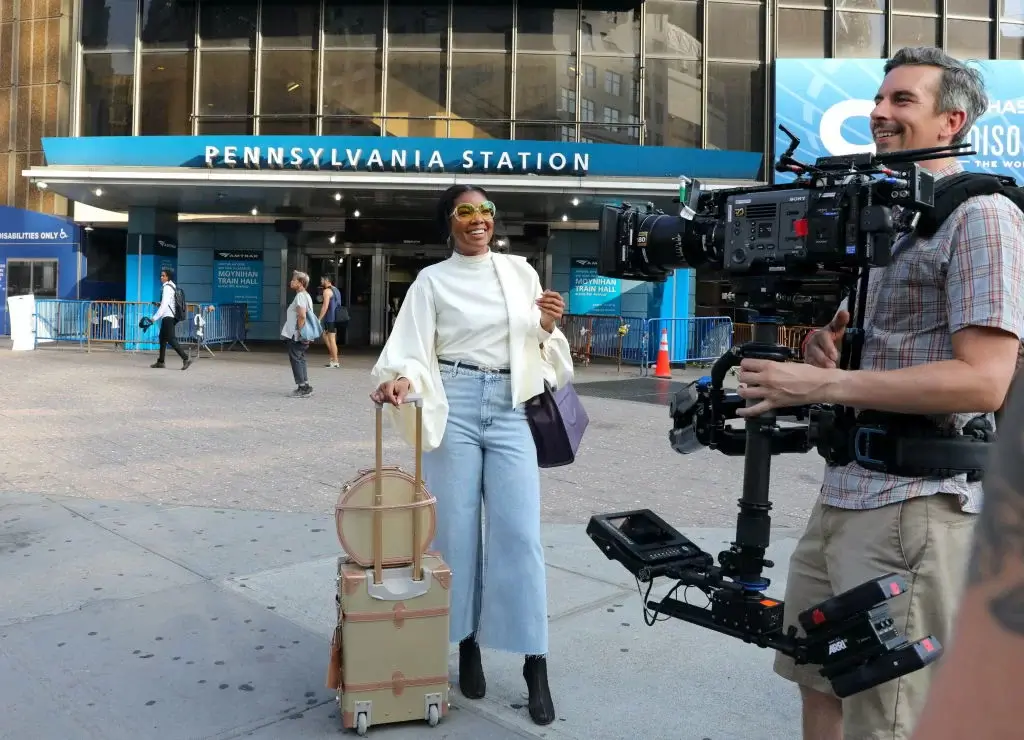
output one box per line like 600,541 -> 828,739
369,182 -> 575,726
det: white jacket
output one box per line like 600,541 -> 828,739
370,252 -> 575,451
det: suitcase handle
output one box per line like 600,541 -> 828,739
372,394 -> 426,585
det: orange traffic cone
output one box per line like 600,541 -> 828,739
654,327 -> 672,379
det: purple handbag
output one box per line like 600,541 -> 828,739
525,381 -> 590,468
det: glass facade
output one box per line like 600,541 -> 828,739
76,0 -> 761,155
776,0 -> 1019,60
74,0 -> 1024,167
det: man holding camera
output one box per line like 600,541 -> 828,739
737,47 -> 1024,739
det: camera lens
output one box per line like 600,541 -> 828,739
638,214 -> 690,270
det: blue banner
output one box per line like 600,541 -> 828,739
569,258 -> 621,316
774,59 -> 1024,183
213,250 -> 263,322
41,135 -> 765,181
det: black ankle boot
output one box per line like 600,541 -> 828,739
523,655 -> 555,725
458,636 -> 486,699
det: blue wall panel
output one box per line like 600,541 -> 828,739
548,230 -> 694,322
176,223 -> 284,341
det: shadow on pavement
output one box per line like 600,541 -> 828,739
572,377 -> 688,406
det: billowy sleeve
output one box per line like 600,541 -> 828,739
370,275 -> 446,450
530,271 -> 575,390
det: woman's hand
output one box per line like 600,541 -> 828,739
370,377 -> 412,406
536,290 -> 565,332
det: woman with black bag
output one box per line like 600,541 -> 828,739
370,184 -> 574,725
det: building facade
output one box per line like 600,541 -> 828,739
4,0 -> 1024,341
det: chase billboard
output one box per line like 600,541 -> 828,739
773,59 -> 1024,184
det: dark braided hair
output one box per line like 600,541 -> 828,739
435,184 -> 491,243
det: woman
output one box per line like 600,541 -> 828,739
281,270 -> 314,397
370,184 -> 574,725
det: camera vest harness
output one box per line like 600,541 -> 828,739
824,170 -> 1022,482
914,171 -> 1024,239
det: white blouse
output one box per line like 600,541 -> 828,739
432,250 -> 511,369
371,250 -> 575,451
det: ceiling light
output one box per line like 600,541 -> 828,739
36,181 -> 47,189
94,188 -> 103,196
352,210 -> 360,218
571,197 -> 579,206
329,234 -> 336,244
250,207 -> 258,216
561,214 -> 569,222
334,192 -> 342,201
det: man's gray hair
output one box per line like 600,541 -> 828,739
292,270 -> 309,288
884,46 -> 988,144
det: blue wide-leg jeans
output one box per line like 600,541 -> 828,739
422,362 -> 549,656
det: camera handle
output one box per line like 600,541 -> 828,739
717,316 -> 794,593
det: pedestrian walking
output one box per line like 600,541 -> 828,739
150,267 -> 191,371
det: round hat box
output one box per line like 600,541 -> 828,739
335,465 -> 437,568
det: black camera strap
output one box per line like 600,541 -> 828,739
914,171 -> 1024,238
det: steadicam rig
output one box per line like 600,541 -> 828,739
583,125 -> 996,698
586,509 -> 941,698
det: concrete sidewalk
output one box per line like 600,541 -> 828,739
0,491 -> 801,740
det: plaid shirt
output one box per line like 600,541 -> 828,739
820,160 -> 1024,513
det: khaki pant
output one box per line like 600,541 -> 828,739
773,493 -> 976,740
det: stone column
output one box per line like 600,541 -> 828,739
0,0 -> 75,214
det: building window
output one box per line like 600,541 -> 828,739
6,260 -> 58,299
583,63 -> 597,88
835,12 -> 886,58
605,71 -> 622,97
777,9 -> 828,59
580,98 -> 595,122
559,87 -> 576,114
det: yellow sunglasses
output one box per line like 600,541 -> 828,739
451,201 -> 497,221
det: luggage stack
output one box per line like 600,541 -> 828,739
327,395 -> 451,736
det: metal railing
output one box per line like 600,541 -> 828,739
556,314 -> 821,373
32,299 -> 249,354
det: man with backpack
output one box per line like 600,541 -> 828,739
150,267 -> 192,371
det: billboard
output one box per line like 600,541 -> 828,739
773,59 -> 1024,184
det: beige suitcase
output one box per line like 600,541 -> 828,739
335,395 -> 436,577
327,396 -> 452,736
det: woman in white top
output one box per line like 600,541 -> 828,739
370,185 -> 574,726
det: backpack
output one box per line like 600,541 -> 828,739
914,171 -> 1024,238
168,282 -> 186,323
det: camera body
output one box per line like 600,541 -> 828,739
597,151 -> 935,284
585,128 -> 980,699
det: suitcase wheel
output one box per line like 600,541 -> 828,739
427,703 -> 440,727
356,711 -> 368,736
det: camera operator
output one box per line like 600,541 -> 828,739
736,47 -> 1024,739
907,381 -> 1024,738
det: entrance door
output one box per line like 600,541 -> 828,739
382,249 -> 450,342
306,251 -> 375,347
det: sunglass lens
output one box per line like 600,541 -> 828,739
480,201 -> 496,217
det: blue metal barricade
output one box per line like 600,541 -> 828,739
177,303 -> 249,353
25,299 -> 248,353
644,317 -> 734,370
558,314 -> 648,369
33,299 -> 90,346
